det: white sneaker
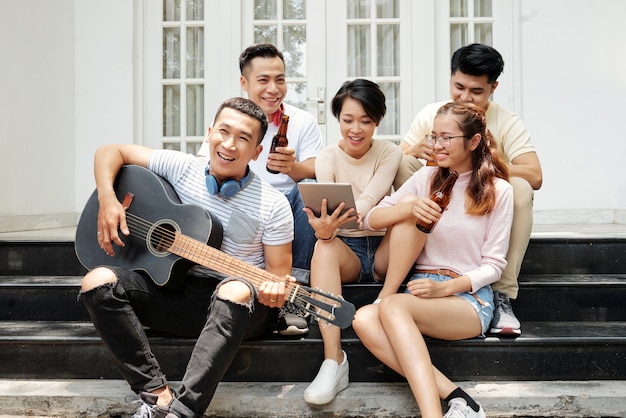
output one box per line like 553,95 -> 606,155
304,351 -> 349,405
444,397 -> 486,418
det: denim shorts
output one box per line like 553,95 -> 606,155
405,272 -> 494,335
338,235 -> 383,283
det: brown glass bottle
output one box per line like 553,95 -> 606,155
416,170 -> 459,233
266,114 -> 290,174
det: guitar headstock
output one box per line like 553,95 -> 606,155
290,285 -> 355,329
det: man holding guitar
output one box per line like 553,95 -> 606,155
80,97 -> 295,418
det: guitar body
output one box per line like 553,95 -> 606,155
75,165 -> 223,288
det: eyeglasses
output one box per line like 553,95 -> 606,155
425,134 -> 467,148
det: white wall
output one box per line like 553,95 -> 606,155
519,0 -> 626,223
74,0 -> 135,215
0,0 -> 76,230
0,0 -> 134,232
0,0 -> 625,232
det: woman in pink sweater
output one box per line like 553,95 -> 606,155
354,102 -> 514,418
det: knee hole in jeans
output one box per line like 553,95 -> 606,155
81,266 -> 118,292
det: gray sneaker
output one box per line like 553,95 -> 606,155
278,301 -> 309,336
489,291 -> 521,336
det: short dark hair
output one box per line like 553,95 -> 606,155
450,43 -> 504,84
239,43 -> 285,76
213,97 -> 268,144
331,79 -> 387,124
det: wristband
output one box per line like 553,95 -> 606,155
316,233 -> 335,241
315,230 -> 337,241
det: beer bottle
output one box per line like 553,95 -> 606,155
266,114 -> 290,174
425,154 -> 438,167
416,170 -> 459,233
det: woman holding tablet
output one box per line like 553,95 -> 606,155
302,79 -> 402,405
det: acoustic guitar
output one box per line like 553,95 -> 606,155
75,165 -> 355,329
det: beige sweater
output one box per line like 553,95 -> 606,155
315,139 -> 402,237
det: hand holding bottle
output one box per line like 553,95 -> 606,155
415,170 -> 458,233
411,196 -> 445,226
267,114 -> 290,174
266,146 -> 296,174
403,137 -> 436,166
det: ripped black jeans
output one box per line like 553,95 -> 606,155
80,266 -> 270,418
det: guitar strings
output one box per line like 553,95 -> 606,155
121,211 -> 341,323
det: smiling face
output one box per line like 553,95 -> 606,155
431,113 -> 480,173
240,56 -> 287,119
206,107 -> 263,183
338,97 -> 377,159
449,70 -> 498,110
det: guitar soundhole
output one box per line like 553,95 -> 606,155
147,220 -> 178,257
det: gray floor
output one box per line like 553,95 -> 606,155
0,379 -> 624,417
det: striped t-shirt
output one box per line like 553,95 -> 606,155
148,150 -> 293,274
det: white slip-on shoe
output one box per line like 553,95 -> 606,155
304,350 -> 349,405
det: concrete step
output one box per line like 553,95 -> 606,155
0,241 -> 86,276
2,274 -> 626,322
0,379 -> 624,417
2,226 -> 626,277
520,236 -> 626,275
1,320 -> 625,382
0,276 -> 89,321
1,225 -> 625,417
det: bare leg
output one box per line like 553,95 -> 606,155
354,294 -> 481,417
310,238 -> 361,362
305,238 -> 361,404
354,304 -> 457,398
374,216 -> 425,299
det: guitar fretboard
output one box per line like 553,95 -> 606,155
168,232 -> 299,300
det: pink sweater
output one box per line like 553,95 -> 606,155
363,168 -> 514,292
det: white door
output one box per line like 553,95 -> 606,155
241,0 -> 328,140
144,0 -> 517,149
241,0 -> 421,146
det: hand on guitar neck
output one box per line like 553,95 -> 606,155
256,276 -> 294,308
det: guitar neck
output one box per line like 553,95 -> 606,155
168,232 -> 293,294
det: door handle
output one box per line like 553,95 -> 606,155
307,87 -> 326,124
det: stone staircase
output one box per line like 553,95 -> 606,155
0,226 -> 625,417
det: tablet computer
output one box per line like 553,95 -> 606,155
297,183 -> 360,229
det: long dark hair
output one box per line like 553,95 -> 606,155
431,102 -> 509,215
